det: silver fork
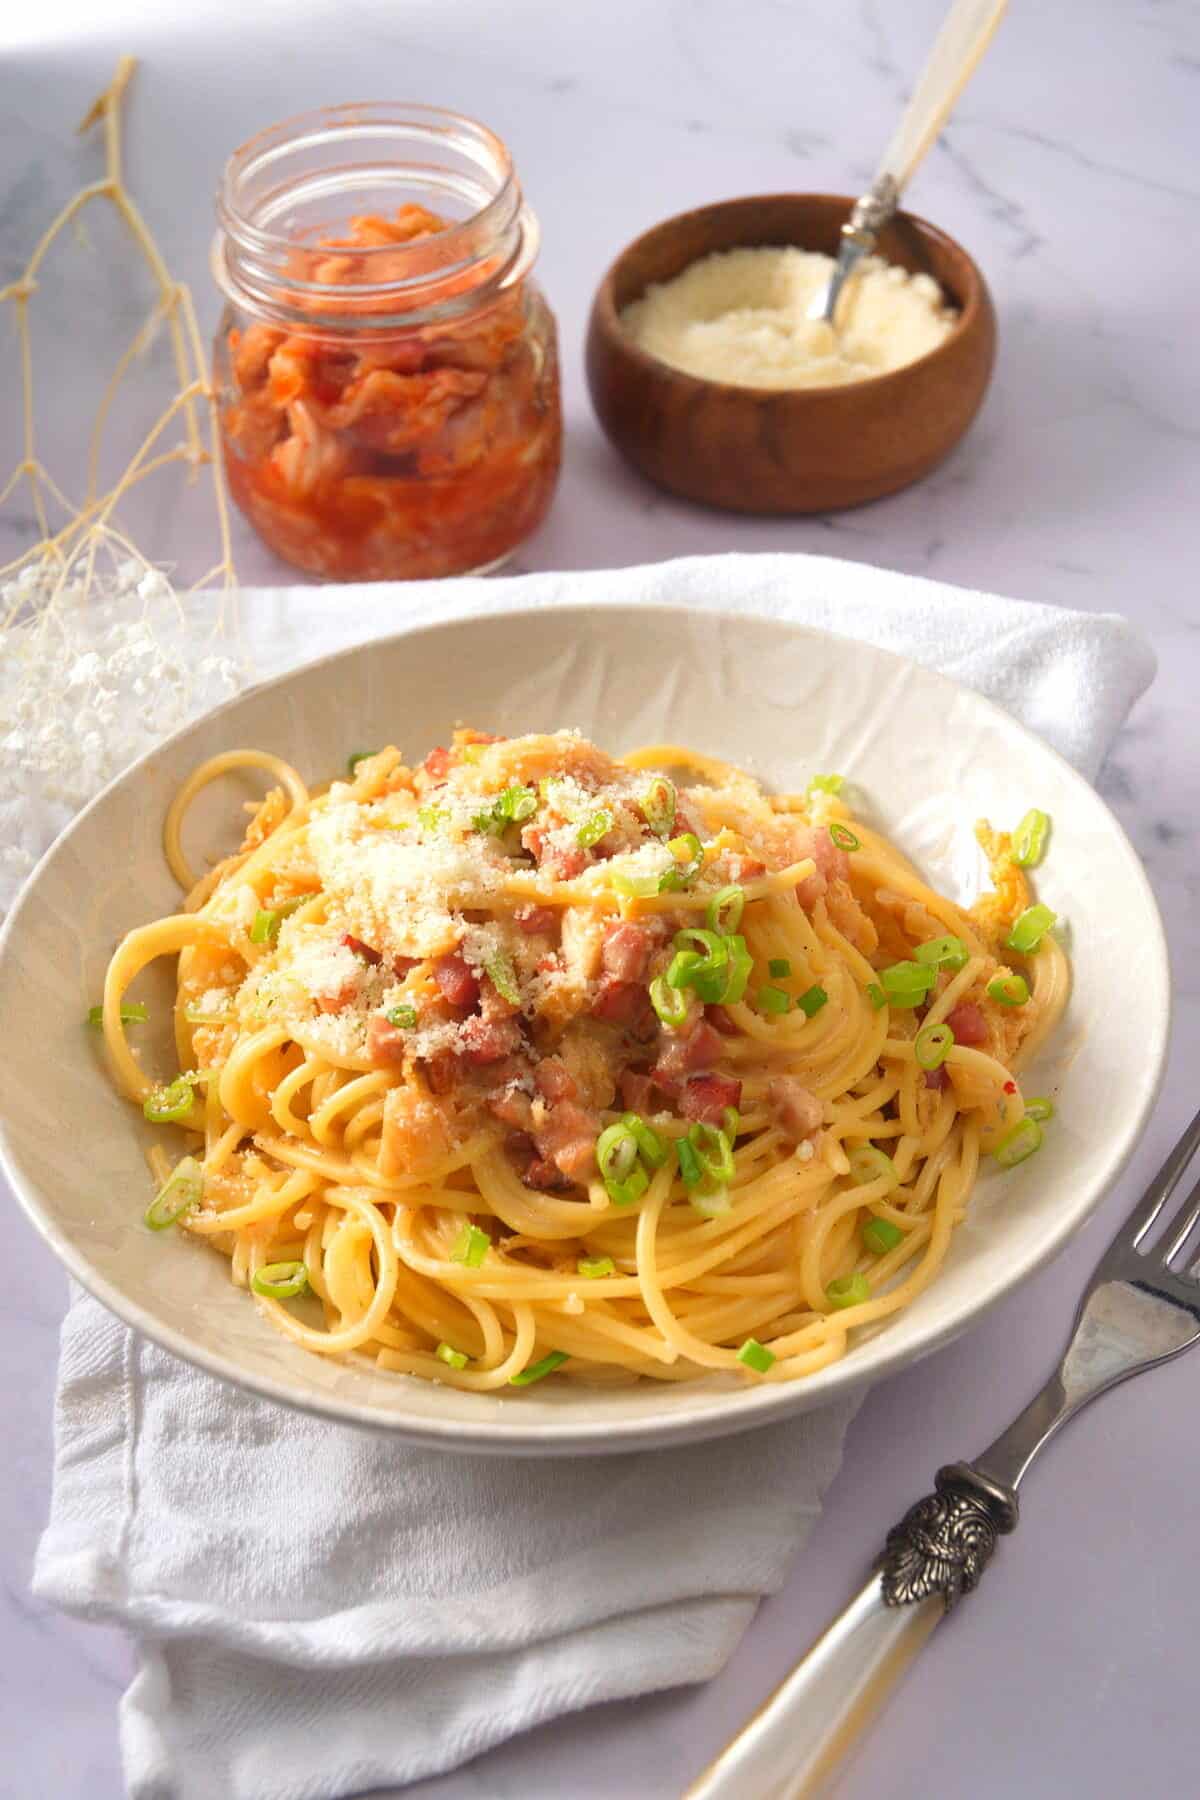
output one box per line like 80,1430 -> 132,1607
687,1105 -> 1200,1800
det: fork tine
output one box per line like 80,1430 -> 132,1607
1109,1104 -> 1200,1252
1159,1173 -> 1200,1266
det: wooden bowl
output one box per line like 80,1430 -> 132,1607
585,193 -> 996,514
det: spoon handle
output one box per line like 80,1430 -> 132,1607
876,0 -> 1008,194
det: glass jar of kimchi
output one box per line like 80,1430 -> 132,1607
211,105 -> 562,581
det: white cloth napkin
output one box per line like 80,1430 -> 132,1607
32,553 -> 1154,1800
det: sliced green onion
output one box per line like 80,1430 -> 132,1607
250,908 -> 281,945
474,784 -> 537,835
914,1021 -> 954,1069
768,958 -> 791,979
509,1350 -> 569,1386
596,1121 -> 640,1184
1005,904 -> 1057,954
848,1145 -> 899,1190
485,951 -> 521,1006
796,984 -> 828,1019
658,832 -> 704,893
707,885 -> 745,935
826,1272 -> 871,1310
710,934 -> 754,1005
623,1112 -> 669,1168
993,1117 -> 1044,1169
596,1120 -> 653,1206
649,975 -> 689,1028
347,749 -> 377,774
758,984 -> 790,1015
386,1004 -> 418,1029
674,926 -> 726,963
880,960 -> 937,1008
676,1135 -> 704,1190
606,1166 -> 649,1208
863,1216 -> 904,1255
689,1184 -> 731,1218
576,808 -> 613,849
251,1260 -> 309,1299
143,1076 -> 195,1124
641,776 -> 677,839
577,1255 -> 615,1279
1011,808 -> 1051,869
688,1122 -> 735,1186
914,935 -> 969,973
1024,1096 -> 1055,1123
807,773 -> 844,796
736,1337 -> 776,1373
451,1223 -> 490,1267
417,804 -> 448,832
666,949 -> 703,990
722,1106 -> 741,1139
87,1001 -> 147,1029
987,972 -> 1030,1007
183,1001 -> 233,1026
828,822 -> 860,852
610,870 -> 661,899
435,1341 -> 469,1370
866,982 -> 887,1010
144,1155 -> 203,1230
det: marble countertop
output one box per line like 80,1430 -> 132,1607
2,1 -> 1197,1795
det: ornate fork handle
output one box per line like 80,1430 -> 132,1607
686,1105 -> 1200,1800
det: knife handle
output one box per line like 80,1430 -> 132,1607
683,1574 -> 944,1800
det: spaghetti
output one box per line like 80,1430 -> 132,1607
98,729 -> 1068,1389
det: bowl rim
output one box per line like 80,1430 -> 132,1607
0,600 -> 1170,1454
590,190 -> 990,402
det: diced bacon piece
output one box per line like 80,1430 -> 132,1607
460,1014 -> 521,1065
433,954 -> 480,1010
795,825 -> 850,909
654,1019 -> 725,1080
535,1057 -> 577,1103
421,1050 -> 459,1095
925,1066 -> 950,1090
341,932 -> 382,965
521,823 -> 588,881
379,1088 -> 451,1178
729,853 -> 767,882
591,977 -> 644,1024
535,1099 -> 601,1182
505,1129 -> 535,1159
392,954 -> 418,978
619,1070 -> 658,1115
600,920 -> 656,984
522,1156 -> 572,1191
366,1014 -> 409,1066
707,1005 -> 738,1035
516,904 -> 557,935
422,746 -> 452,779
768,1077 -> 825,1142
314,979 -> 357,1014
946,1001 -> 988,1047
489,1086 -> 535,1131
680,1072 -> 743,1125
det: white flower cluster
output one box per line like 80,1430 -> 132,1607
0,559 -> 246,917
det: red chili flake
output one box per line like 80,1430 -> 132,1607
1003,1080 -> 1017,1094
342,933 -> 382,966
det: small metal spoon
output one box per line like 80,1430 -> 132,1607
807,0 -> 1008,332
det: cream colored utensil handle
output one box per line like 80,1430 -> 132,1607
684,1575 -> 944,1800
877,0 -> 1008,193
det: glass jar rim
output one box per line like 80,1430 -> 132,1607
212,101 -> 539,333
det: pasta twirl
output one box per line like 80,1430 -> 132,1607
99,729 -> 1068,1390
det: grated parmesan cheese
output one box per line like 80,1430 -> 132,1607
621,246 -> 957,390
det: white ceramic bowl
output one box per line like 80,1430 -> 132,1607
0,605 -> 1169,1453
